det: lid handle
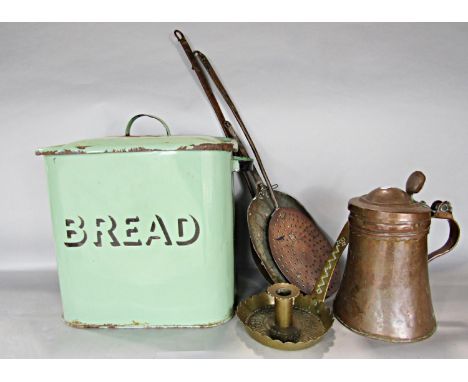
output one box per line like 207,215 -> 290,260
125,114 -> 171,137
406,170 -> 426,196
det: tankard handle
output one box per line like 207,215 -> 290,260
125,114 -> 171,136
428,201 -> 461,262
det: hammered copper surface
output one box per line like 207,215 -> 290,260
334,222 -> 435,342
334,171 -> 461,343
268,207 -> 338,295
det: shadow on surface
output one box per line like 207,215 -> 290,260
234,319 -> 335,359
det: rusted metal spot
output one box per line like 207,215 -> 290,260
106,147 -> 155,153
176,143 -> 234,152
67,320 -> 148,329
36,142 -> 235,156
36,149 -> 87,156
65,313 -> 233,329
67,320 -> 118,329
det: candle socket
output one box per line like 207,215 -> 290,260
267,283 -> 301,343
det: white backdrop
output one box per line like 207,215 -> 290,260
1,23 -> 467,272
1,22 -> 468,358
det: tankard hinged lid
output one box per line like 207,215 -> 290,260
348,171 -> 431,215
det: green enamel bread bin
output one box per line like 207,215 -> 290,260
36,114 -> 249,328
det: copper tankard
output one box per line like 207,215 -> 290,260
333,171 -> 460,342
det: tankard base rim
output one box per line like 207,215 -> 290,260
334,312 -> 437,343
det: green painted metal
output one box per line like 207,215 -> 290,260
36,135 -> 238,156
38,126 -> 244,327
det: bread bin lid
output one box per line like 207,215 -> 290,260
36,114 -> 238,156
36,135 -> 238,156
